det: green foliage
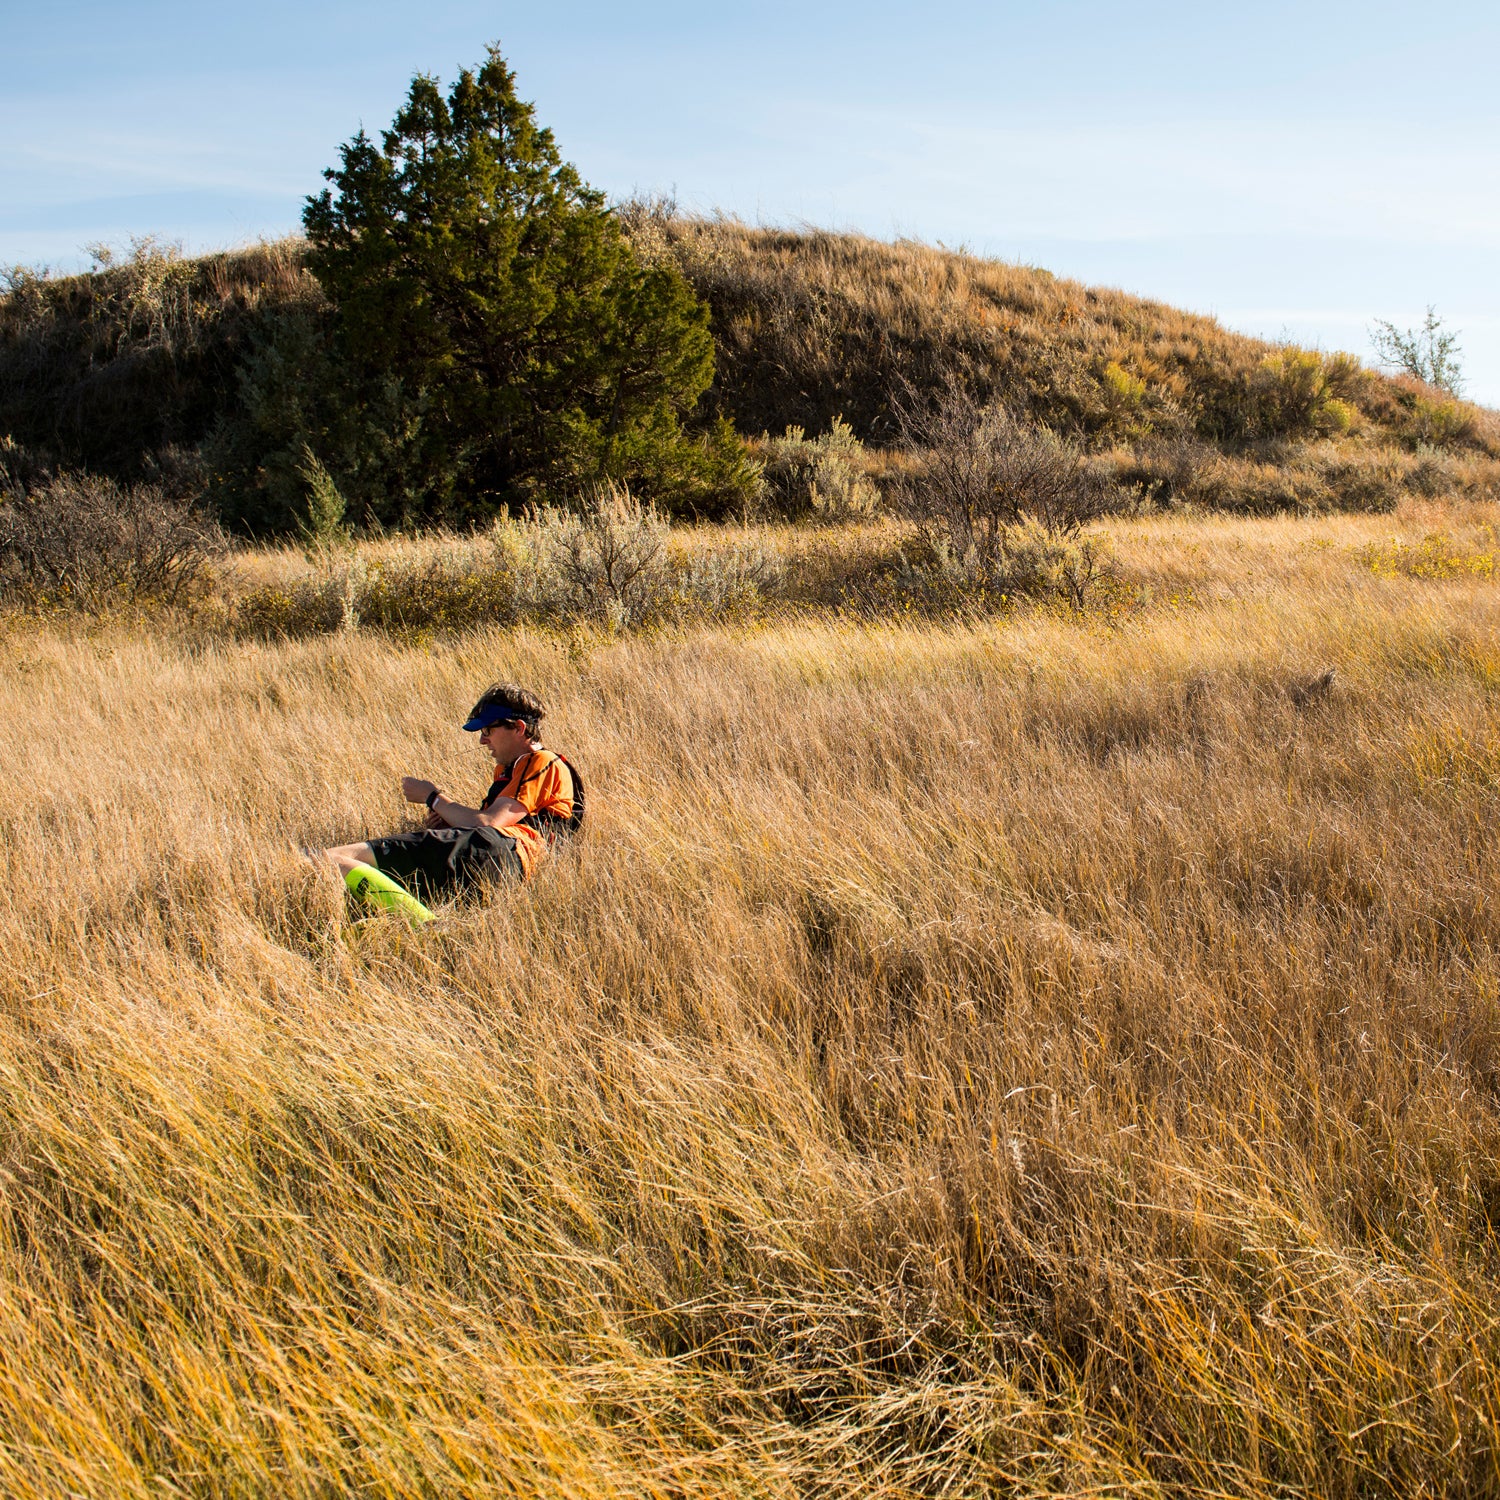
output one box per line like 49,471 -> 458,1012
1099,359 -> 1151,437
295,444 -> 349,558
301,47 -> 736,524
1405,395 -> 1474,451
1371,307 -> 1464,395
594,410 -> 763,521
205,293 -> 451,537
1254,349 -> 1363,438
1102,361 -> 1148,407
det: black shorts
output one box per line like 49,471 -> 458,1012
366,826 -> 523,900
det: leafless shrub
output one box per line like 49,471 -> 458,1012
891,382 -> 1121,602
895,382 -> 1120,546
0,471 -> 225,609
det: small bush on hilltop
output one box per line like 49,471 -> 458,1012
0,471 -> 224,610
1371,306 -> 1464,395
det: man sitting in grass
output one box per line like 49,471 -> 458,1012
318,683 -> 579,910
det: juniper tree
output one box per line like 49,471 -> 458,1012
302,46 -> 739,523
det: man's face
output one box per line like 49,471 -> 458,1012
478,718 -> 531,765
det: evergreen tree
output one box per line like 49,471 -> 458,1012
302,46 -> 740,524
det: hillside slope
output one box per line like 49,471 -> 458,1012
634,214 -> 1392,442
2,223 -> 1496,517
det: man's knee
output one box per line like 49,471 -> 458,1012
324,843 -> 375,876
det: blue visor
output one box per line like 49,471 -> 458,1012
462,704 -> 523,732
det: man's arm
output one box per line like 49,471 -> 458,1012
401,777 -> 528,830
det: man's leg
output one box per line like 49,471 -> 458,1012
321,842 -> 376,877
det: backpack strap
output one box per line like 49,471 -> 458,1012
515,749 -> 585,840
553,752 -> 584,834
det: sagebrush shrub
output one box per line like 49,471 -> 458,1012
671,533 -> 784,618
919,520 -> 1110,607
536,484 -> 675,631
758,417 -> 881,521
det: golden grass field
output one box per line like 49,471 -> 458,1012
3,501 -> 1500,1496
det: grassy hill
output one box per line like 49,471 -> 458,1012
3,221 -> 1496,520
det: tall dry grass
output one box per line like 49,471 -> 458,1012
2,503 -> 1500,1495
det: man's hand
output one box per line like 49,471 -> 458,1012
402,776 -> 439,805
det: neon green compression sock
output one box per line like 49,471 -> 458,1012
343,862 -> 435,926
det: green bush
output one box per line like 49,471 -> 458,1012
1254,349 -> 1365,438
206,294 -> 457,537
1405,396 -> 1474,451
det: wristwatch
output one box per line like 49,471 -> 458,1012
425,789 -> 442,809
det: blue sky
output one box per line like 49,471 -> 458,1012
8,0 -> 1499,404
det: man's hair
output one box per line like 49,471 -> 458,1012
470,682 -> 547,740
